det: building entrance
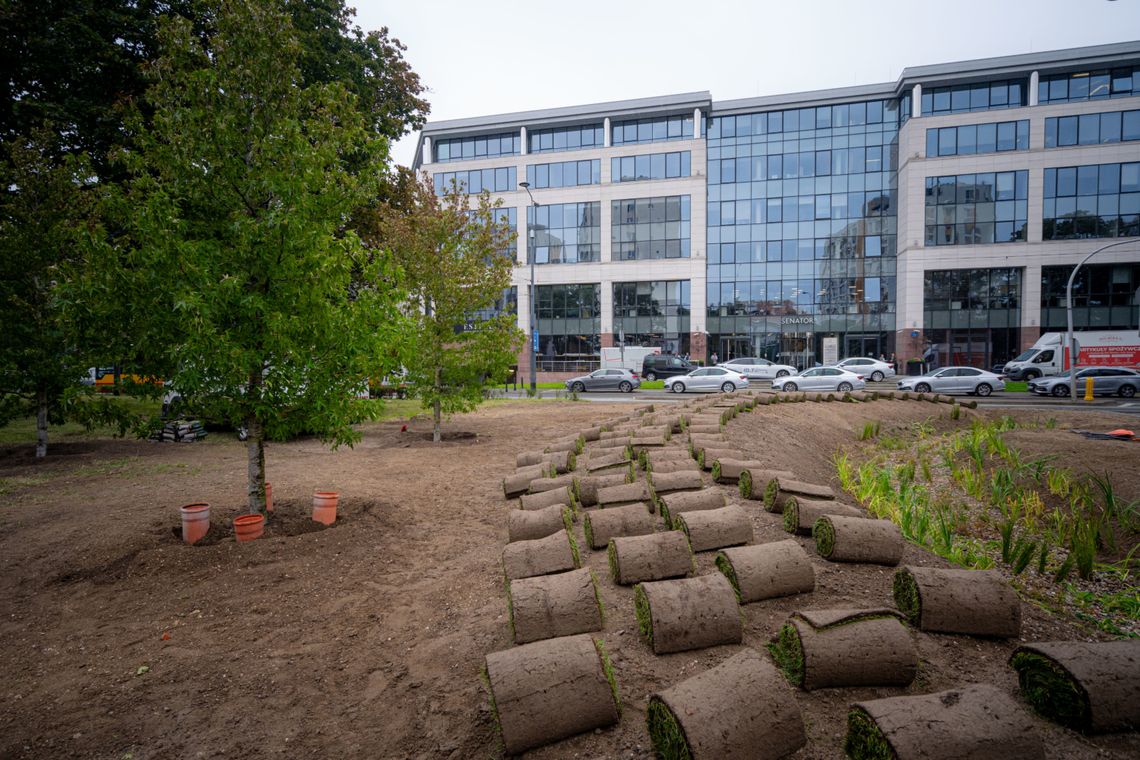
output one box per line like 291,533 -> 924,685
845,334 -> 883,360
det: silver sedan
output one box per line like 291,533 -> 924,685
564,368 -> 640,393
897,367 -> 1005,396
666,367 -> 750,394
771,367 -> 866,392
1028,367 -> 1140,398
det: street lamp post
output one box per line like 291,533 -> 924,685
1066,238 -> 1140,399
519,182 -> 540,393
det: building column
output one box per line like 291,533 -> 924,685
911,84 -> 922,119
520,126 -> 527,155
422,136 -> 432,166
1028,71 -> 1040,106
599,280 -> 614,337
1020,262 -> 1042,351
603,117 -> 611,148
693,108 -> 702,136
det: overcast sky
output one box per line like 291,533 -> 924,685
351,0 -> 1140,167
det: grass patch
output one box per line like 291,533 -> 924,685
738,469 -> 754,499
1010,652 -> 1089,732
590,570 -> 606,625
582,513 -> 595,547
714,552 -> 741,600
710,459 -> 723,482
633,584 -> 654,649
858,421 -> 881,441
566,528 -> 582,567
812,516 -> 836,557
646,698 -> 692,760
892,568 -> 920,625
593,638 -> 622,715
766,623 -> 805,686
1005,381 -> 1028,392
844,707 -> 894,760
562,506 -> 575,532
764,478 -> 780,511
781,497 -> 799,533
607,540 -> 621,583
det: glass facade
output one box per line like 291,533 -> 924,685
611,115 -> 696,145
434,166 -> 517,195
524,159 -> 601,189
706,98 -> 900,367
925,120 -> 1029,157
924,171 -> 1029,246
492,207 -> 517,258
1038,67 -> 1140,104
527,202 -> 601,264
920,80 -> 1026,115
611,195 -> 691,260
1043,162 -> 1140,240
922,268 -> 1022,370
464,286 -> 517,332
434,132 -> 519,163
612,280 -> 692,356
536,284 -> 601,368
1041,263 -> 1140,330
610,151 -> 691,182
528,124 -> 605,154
1045,109 -> 1140,148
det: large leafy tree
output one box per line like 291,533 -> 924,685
377,177 -> 522,443
92,0 -> 407,511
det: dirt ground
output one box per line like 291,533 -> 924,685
1,397 -> 1138,759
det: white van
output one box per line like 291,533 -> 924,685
1002,331 -> 1140,381
600,346 -> 661,373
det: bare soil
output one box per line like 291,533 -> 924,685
0,398 -> 1138,759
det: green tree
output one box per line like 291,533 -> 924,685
0,130 -> 102,457
377,177 -> 522,443
92,0 -> 407,512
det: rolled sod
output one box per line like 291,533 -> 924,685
845,684 -> 1044,760
526,472 -> 576,494
545,435 -> 584,455
608,532 -> 693,585
657,488 -> 726,526
648,470 -> 705,508
584,504 -> 658,549
516,450 -> 548,468
764,477 -> 835,512
647,648 -> 806,760
547,449 -> 576,474
715,540 -> 815,603
502,528 -> 580,580
783,496 -> 862,535
595,436 -> 633,450
694,446 -> 741,470
483,633 -> 620,754
507,568 -> 604,644
647,458 -> 700,475
686,433 -> 726,449
714,459 -> 792,485
507,504 -> 572,543
893,566 -> 1021,638
769,608 -> 917,691
1010,640 -> 1140,734
845,391 -> 870,402
575,472 -> 632,507
599,428 -> 633,440
738,467 -> 797,500
676,505 -> 753,552
646,448 -> 696,465
518,485 -> 573,511
633,573 -> 742,654
629,435 -> 669,451
503,463 -> 554,498
584,449 -> 630,473
685,423 -> 723,436
637,424 -> 672,440
813,515 -> 903,565
579,426 -> 603,442
597,480 -> 650,507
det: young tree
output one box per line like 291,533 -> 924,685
91,0 -> 407,512
377,176 -> 522,443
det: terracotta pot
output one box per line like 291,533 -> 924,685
180,503 -> 211,545
312,491 -> 339,525
264,481 -> 273,513
234,513 -> 265,542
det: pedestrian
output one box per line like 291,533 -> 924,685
710,351 -> 718,365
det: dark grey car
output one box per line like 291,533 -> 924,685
565,368 -> 640,393
1027,367 -> 1140,398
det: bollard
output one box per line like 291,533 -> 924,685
1084,376 -> 1094,401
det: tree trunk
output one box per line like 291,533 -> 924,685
246,368 -> 266,514
35,388 -> 48,459
433,366 -> 442,443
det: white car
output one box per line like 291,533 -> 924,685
897,367 -> 1005,396
833,357 -> 895,382
771,367 -> 866,393
718,357 -> 797,380
666,367 -> 750,394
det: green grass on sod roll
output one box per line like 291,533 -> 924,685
710,459 -> 723,482
764,478 -> 780,510
607,540 -> 621,583
567,451 -> 576,471
844,707 -> 894,760
738,469 -> 753,498
714,552 -> 742,601
583,513 -> 595,548
766,623 -> 805,686
1009,652 -> 1090,732
892,568 -> 920,625
646,697 -> 693,760
634,584 -> 654,649
594,638 -> 622,715
812,516 -> 836,556
638,449 -> 649,469
590,570 -> 607,625
479,665 -> 504,750
782,497 -> 799,533
567,529 -> 582,567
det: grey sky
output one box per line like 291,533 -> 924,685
352,0 -> 1140,168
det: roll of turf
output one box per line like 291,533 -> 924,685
608,531 -> 693,585
768,608 -> 917,691
647,648 -> 806,760
483,634 -> 620,754
637,425 -> 672,440
518,485 -> 573,511
685,423 -> 722,435
503,463 -> 554,498
715,540 -> 815,603
507,568 -> 604,644
752,393 -> 776,406
629,435 -> 668,451
634,573 -> 742,654
686,414 -> 724,428
738,467 -> 798,500
714,459 -> 792,485
545,435 -> 584,454
599,428 -> 633,440
508,504 -> 572,543
1010,640 -> 1140,734
579,426 -> 602,442
676,505 -> 753,551
516,450 -> 547,467
783,497 -> 862,535
646,448 -> 696,464
764,477 -> 835,512
935,394 -> 955,404
597,481 -> 650,507
527,472 -> 576,494
657,488 -> 726,526
845,391 -> 870,402
694,446 -> 741,470
687,434 -> 726,450
647,458 -> 700,475
595,437 -> 633,451
585,449 -> 631,473
959,398 -> 978,409
575,472 -> 631,507
547,449 -> 576,474
894,566 -> 1021,638
845,684 -> 1044,760
502,528 -> 580,580
584,503 -> 658,549
813,515 -> 902,565
648,470 -> 705,507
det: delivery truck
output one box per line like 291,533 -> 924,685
1001,331 -> 1140,381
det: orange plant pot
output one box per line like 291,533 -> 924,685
265,481 -> 274,513
312,491 -> 339,525
234,513 -> 265,542
180,503 -> 211,545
